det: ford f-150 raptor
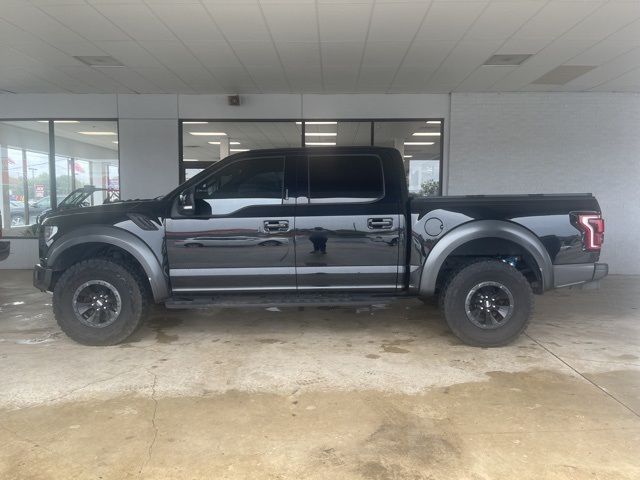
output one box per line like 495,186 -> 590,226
33,146 -> 608,347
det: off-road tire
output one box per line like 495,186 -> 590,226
441,259 -> 533,347
53,258 -> 149,346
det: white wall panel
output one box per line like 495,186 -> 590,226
448,92 -> 640,274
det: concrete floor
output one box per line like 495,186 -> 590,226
0,270 -> 639,480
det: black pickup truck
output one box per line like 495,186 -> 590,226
34,146 -> 607,347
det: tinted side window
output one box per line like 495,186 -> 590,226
194,156 -> 284,215
308,155 -> 384,204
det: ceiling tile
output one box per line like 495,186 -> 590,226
566,47 -> 640,89
388,66 -> 435,93
427,39 -> 503,87
0,5 -> 87,45
99,67 -> 165,93
403,40 -> 456,68
261,3 -> 318,43
92,4 -> 177,42
368,2 -> 430,42
246,66 -> 290,93
203,3 -> 271,42
134,67 -> 194,93
188,42 -> 244,68
138,41 -> 203,69
416,1 -> 487,41
362,41 -> 409,67
95,41 -> 165,68
464,1 -> 544,41
149,3 -> 226,43
318,3 -> 371,43
562,1 -> 640,42
10,41 -> 82,67
40,5 -> 130,42
592,66 -> 640,91
512,1 -> 602,40
323,66 -> 358,93
230,41 -> 281,67
276,42 -> 321,68
321,42 -> 365,67
58,65 -> 136,92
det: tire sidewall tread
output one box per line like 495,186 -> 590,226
53,258 -> 148,346
442,259 -> 533,347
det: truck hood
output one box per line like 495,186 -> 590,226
40,198 -> 165,225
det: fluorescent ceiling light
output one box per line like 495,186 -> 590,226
305,142 -> 336,146
183,158 -> 199,162
296,121 -> 337,125
404,141 -> 435,146
207,141 -> 240,145
403,155 -> 412,158
230,148 -> 249,152
412,132 -> 441,137
78,131 -> 117,136
304,132 -> 337,137
38,120 -> 79,124
189,132 -> 227,136
182,121 -> 208,124
112,141 -> 118,144
426,121 -> 441,125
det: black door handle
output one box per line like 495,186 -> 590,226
264,220 -> 289,232
367,218 -> 393,230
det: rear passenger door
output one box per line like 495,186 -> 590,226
294,152 -> 401,290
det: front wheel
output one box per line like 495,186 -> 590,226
53,259 -> 149,345
441,260 -> 533,347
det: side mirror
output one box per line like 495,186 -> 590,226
177,190 -> 195,215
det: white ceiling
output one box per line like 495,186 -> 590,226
1,0 -> 639,94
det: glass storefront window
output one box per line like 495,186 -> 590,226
0,119 -> 119,237
54,120 -> 119,206
304,121 -> 371,147
374,120 -> 442,195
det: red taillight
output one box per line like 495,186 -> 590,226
576,213 -> 604,251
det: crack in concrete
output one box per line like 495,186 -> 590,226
44,368 -> 138,406
138,370 -> 159,479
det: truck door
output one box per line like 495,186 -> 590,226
294,152 -> 401,290
166,155 -> 296,292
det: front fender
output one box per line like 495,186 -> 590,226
419,220 -> 554,296
47,225 -> 169,301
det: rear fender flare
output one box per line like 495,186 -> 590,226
47,225 -> 169,301
419,220 -> 553,296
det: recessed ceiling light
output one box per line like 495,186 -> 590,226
208,141 -> 240,145
78,131 -> 117,136
296,121 -> 337,125
74,55 -> 124,67
305,142 -> 336,146
484,54 -> 532,66
305,132 -> 337,137
426,121 -> 441,125
404,141 -> 435,146
38,120 -> 79,124
189,132 -> 227,136
182,121 -> 208,124
412,132 -> 441,137
403,155 -> 412,158
230,148 -> 249,152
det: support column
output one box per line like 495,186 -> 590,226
219,137 -> 230,160
0,145 -> 11,230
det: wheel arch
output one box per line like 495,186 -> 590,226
419,220 -> 553,296
47,226 -> 169,302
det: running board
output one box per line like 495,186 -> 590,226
164,293 -> 398,309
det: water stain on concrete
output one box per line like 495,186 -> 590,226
258,338 -> 286,344
1,370 -> 639,480
366,354 -> 380,359
380,338 -> 414,354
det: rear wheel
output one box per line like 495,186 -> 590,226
53,259 -> 149,345
441,260 -> 533,347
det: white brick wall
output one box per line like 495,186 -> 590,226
448,92 -> 640,274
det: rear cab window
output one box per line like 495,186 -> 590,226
307,154 -> 385,204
